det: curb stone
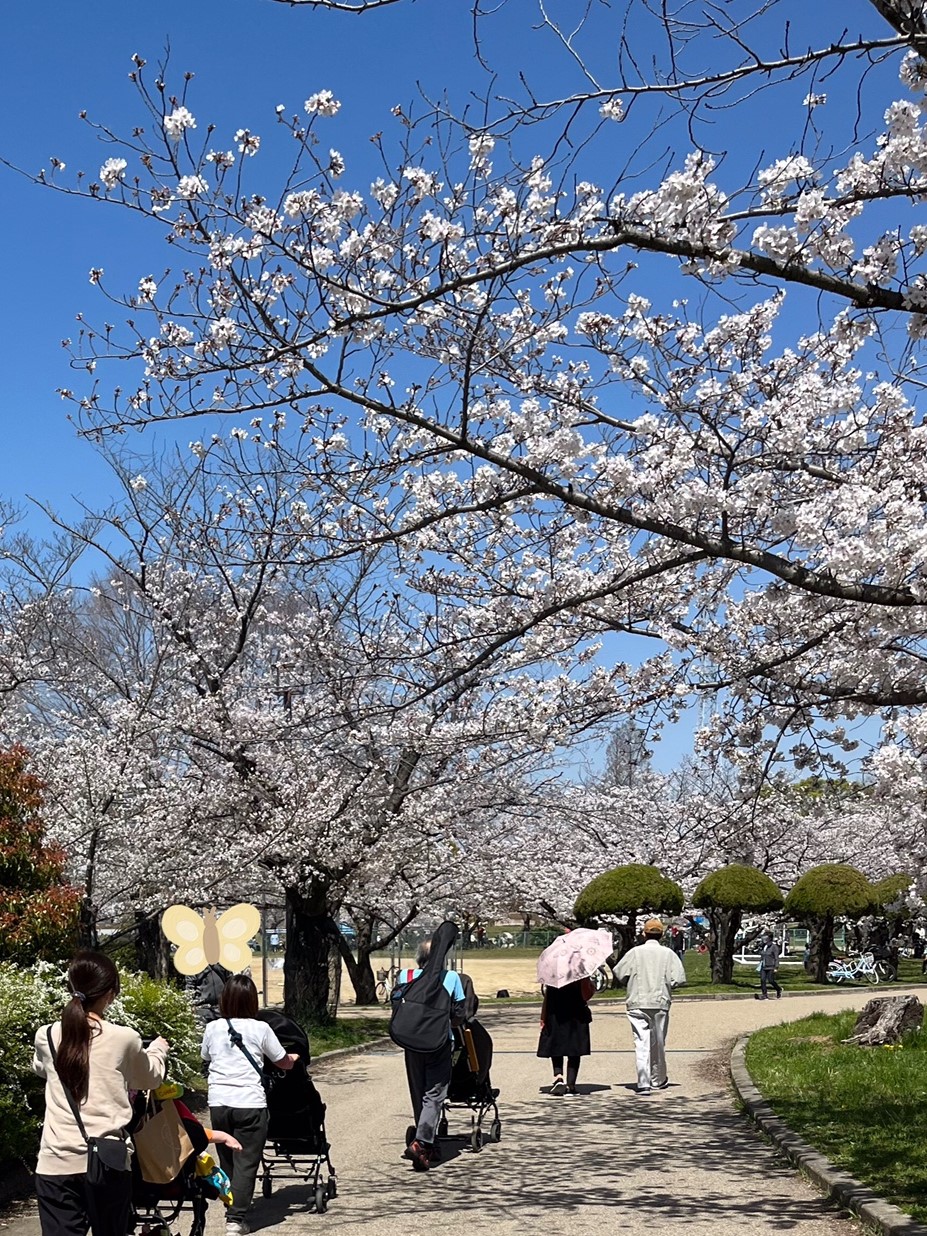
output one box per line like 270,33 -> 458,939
313,1034 -> 394,1066
730,1034 -> 927,1236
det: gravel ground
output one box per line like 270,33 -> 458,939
7,986 -> 916,1236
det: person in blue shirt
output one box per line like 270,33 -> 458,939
398,924 -> 466,1171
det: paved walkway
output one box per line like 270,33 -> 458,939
6,988 -> 912,1236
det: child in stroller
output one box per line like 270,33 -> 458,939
130,1085 -> 237,1236
256,1009 -> 338,1215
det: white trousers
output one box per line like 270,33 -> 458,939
627,1007 -> 670,1090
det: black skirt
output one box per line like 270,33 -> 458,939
536,981 -> 592,1058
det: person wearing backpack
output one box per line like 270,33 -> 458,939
390,922 -> 466,1171
201,975 -> 299,1235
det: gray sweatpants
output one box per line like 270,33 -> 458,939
404,1042 -> 453,1143
627,1007 -> 670,1090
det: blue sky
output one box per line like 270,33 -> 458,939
0,0 -> 898,773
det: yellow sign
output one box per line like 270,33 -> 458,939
161,903 -> 261,976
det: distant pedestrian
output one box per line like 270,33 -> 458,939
614,919 -> 686,1095
537,977 -> 594,1096
755,931 -> 782,1000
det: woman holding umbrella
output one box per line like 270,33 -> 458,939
536,929 -> 612,1096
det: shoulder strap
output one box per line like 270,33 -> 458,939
226,1019 -> 267,1082
46,1026 -> 89,1145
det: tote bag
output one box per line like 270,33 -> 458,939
133,1097 -> 195,1184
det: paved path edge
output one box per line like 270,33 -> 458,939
730,1034 -> 927,1236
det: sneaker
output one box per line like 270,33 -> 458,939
776,990 -> 782,999
226,1223 -> 247,1236
564,1087 -> 579,1098
402,1139 -> 431,1171
425,1142 -> 441,1164
655,1079 -> 670,1090
635,1086 -> 651,1095
550,1076 -> 566,1096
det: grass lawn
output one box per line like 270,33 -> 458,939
311,1016 -> 389,1056
746,1009 -> 927,1222
675,952 -> 927,998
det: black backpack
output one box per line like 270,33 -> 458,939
389,970 -> 452,1053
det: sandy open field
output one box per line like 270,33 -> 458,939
256,953 -> 542,1007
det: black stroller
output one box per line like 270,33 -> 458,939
440,1018 -> 502,1152
257,1009 -> 338,1215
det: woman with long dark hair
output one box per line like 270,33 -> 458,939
32,951 -> 170,1236
201,974 -> 298,1236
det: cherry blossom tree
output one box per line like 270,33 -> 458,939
0,441 -> 641,1019
14,0 -> 925,810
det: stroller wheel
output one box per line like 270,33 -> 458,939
405,1124 -> 417,1147
314,1184 -> 328,1214
262,1175 -> 273,1198
326,1177 -> 338,1200
470,1127 -> 483,1153
437,1118 -> 449,1139
489,1119 -> 502,1143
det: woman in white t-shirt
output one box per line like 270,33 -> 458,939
202,975 -> 298,1235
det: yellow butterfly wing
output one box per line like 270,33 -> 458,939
161,905 -> 208,975
215,903 -> 262,971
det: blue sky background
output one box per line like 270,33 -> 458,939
0,0 -> 899,774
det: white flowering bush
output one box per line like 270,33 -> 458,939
0,962 -> 200,1165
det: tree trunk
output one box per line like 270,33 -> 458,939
340,908 -> 420,1005
613,913 -> 637,960
284,884 -> 342,1025
338,918 -> 379,1006
78,894 -> 98,950
707,908 -> 742,983
808,913 -> 834,983
134,910 -> 173,980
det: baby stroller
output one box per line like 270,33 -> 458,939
257,1009 -> 338,1215
129,1097 -> 224,1236
440,1018 -> 502,1152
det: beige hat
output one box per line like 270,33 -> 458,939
643,918 -> 664,937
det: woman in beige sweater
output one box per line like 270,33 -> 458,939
33,951 -> 170,1236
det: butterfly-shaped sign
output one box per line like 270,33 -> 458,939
161,903 -> 262,976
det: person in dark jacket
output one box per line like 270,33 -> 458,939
756,932 -> 783,1000
537,978 -> 594,1096
397,922 -> 466,1172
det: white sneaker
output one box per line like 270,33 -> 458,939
226,1223 -> 248,1236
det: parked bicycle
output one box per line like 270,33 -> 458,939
375,965 -> 400,1001
826,952 -> 892,984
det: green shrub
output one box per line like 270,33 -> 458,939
0,961 -> 201,1165
113,971 -> 202,1087
692,864 -> 783,912
574,863 -> 684,922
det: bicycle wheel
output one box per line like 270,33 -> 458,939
863,965 -> 879,984
875,961 -> 894,982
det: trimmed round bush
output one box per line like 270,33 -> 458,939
693,864 -> 783,912
785,863 -> 877,918
574,863 -> 684,923
873,873 -> 911,909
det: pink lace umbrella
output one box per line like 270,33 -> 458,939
536,928 -> 614,989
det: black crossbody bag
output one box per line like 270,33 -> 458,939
225,1019 -> 275,1097
46,1027 -> 132,1184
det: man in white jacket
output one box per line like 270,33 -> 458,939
614,919 -> 686,1094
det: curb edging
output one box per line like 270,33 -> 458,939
314,1034 -> 394,1065
731,1035 -> 927,1235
